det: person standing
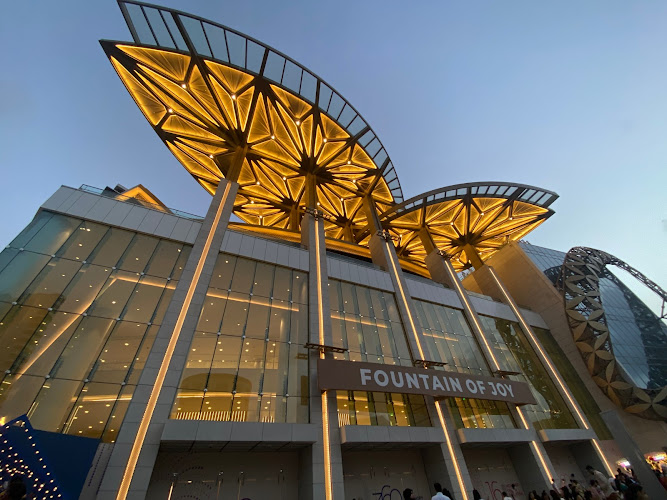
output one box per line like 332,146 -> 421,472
473,489 -> 485,500
432,483 -> 451,500
404,488 -> 417,500
585,466 -> 612,499
502,491 -> 513,500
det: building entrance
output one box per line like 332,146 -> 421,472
343,450 -> 431,500
146,450 -> 298,499
464,448 -> 524,500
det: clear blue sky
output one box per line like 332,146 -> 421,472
1,1 -> 665,311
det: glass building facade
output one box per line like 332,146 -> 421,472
0,212 -> 190,441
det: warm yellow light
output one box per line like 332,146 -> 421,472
435,401 -> 469,500
515,406 -> 554,480
321,390 -> 333,500
592,439 -> 615,477
116,182 -> 233,500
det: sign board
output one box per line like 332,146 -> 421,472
317,359 -> 536,405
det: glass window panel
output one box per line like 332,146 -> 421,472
290,303 -> 308,345
88,227 -> 134,268
197,289 -> 228,333
236,338 -> 265,394
122,275 -> 167,323
328,92 -> 344,119
352,391 -> 371,425
126,4 -> 156,45
220,292 -> 249,336
87,270 -> 139,319
338,105 -> 356,128
252,262 -> 274,298
0,252 -> 50,303
117,235 -> 159,273
230,257 -> 255,293
143,7 -> 175,48
25,214 -> 81,256
268,300 -> 290,343
286,342 -> 308,398
292,270 -> 307,304
203,392 -> 233,421
282,60 -> 302,93
263,51 -> 285,83
103,384 -> 134,442
226,31 -> 246,68
63,382 -> 122,439
318,83 -> 332,112
210,253 -> 235,290
272,266 -> 291,300
203,24 -> 228,62
230,393 -> 259,422
145,240 -> 184,278
170,245 -> 191,280
13,311 -> 82,377
9,212 -> 53,249
54,264 -> 112,314
161,12 -> 186,51
181,331 -> 218,390
92,322 -> 146,383
152,279 -> 176,325
0,305 -> 49,373
52,316 -> 115,381
56,221 -> 107,262
299,72 -> 316,103
171,390 -> 204,419
246,40 -> 264,73
27,378 -> 83,433
20,258 -> 82,309
245,297 -> 270,339
126,325 -> 159,386
0,248 -> 19,275
0,373 -> 44,424
208,335 -> 242,392
262,340 -> 289,396
180,16 -> 211,56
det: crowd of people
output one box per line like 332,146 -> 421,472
400,465 -> 655,500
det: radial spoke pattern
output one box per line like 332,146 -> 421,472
104,43 -> 396,242
380,185 -> 554,271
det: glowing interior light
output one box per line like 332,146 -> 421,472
181,83 -> 187,89
271,135 -> 275,139
295,120 -> 300,125
435,401 -> 469,500
167,108 -> 173,113
323,138 -> 327,143
231,94 -> 236,100
209,154 -> 214,159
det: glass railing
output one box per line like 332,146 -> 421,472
116,1 -> 404,203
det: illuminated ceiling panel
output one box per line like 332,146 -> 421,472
379,183 -> 557,272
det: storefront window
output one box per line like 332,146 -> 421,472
170,253 -> 309,424
0,212 -> 190,441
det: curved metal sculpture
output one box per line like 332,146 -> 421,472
562,247 -> 667,420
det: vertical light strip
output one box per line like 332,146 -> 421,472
516,406 -> 555,480
443,259 -> 501,371
385,240 -> 426,360
314,215 -> 333,500
435,401 -> 469,500
591,439 -> 615,477
487,267 -> 590,429
116,182 -> 232,500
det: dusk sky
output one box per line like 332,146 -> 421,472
1,1 -> 665,312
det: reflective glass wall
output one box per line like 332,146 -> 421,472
328,279 -> 430,427
413,299 -> 515,430
0,212 -> 190,442
170,253 -> 309,423
480,316 -> 578,430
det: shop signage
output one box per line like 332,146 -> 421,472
317,359 -> 536,405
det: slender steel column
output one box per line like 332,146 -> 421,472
301,176 -> 343,500
97,177 -> 239,500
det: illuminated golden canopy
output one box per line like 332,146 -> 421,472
377,183 -> 557,271
103,2 -> 558,271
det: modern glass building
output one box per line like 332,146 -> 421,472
0,3 -> 665,500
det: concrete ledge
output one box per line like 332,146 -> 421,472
457,427 -> 537,446
340,425 -> 444,450
161,421 -> 319,452
538,428 -> 596,443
